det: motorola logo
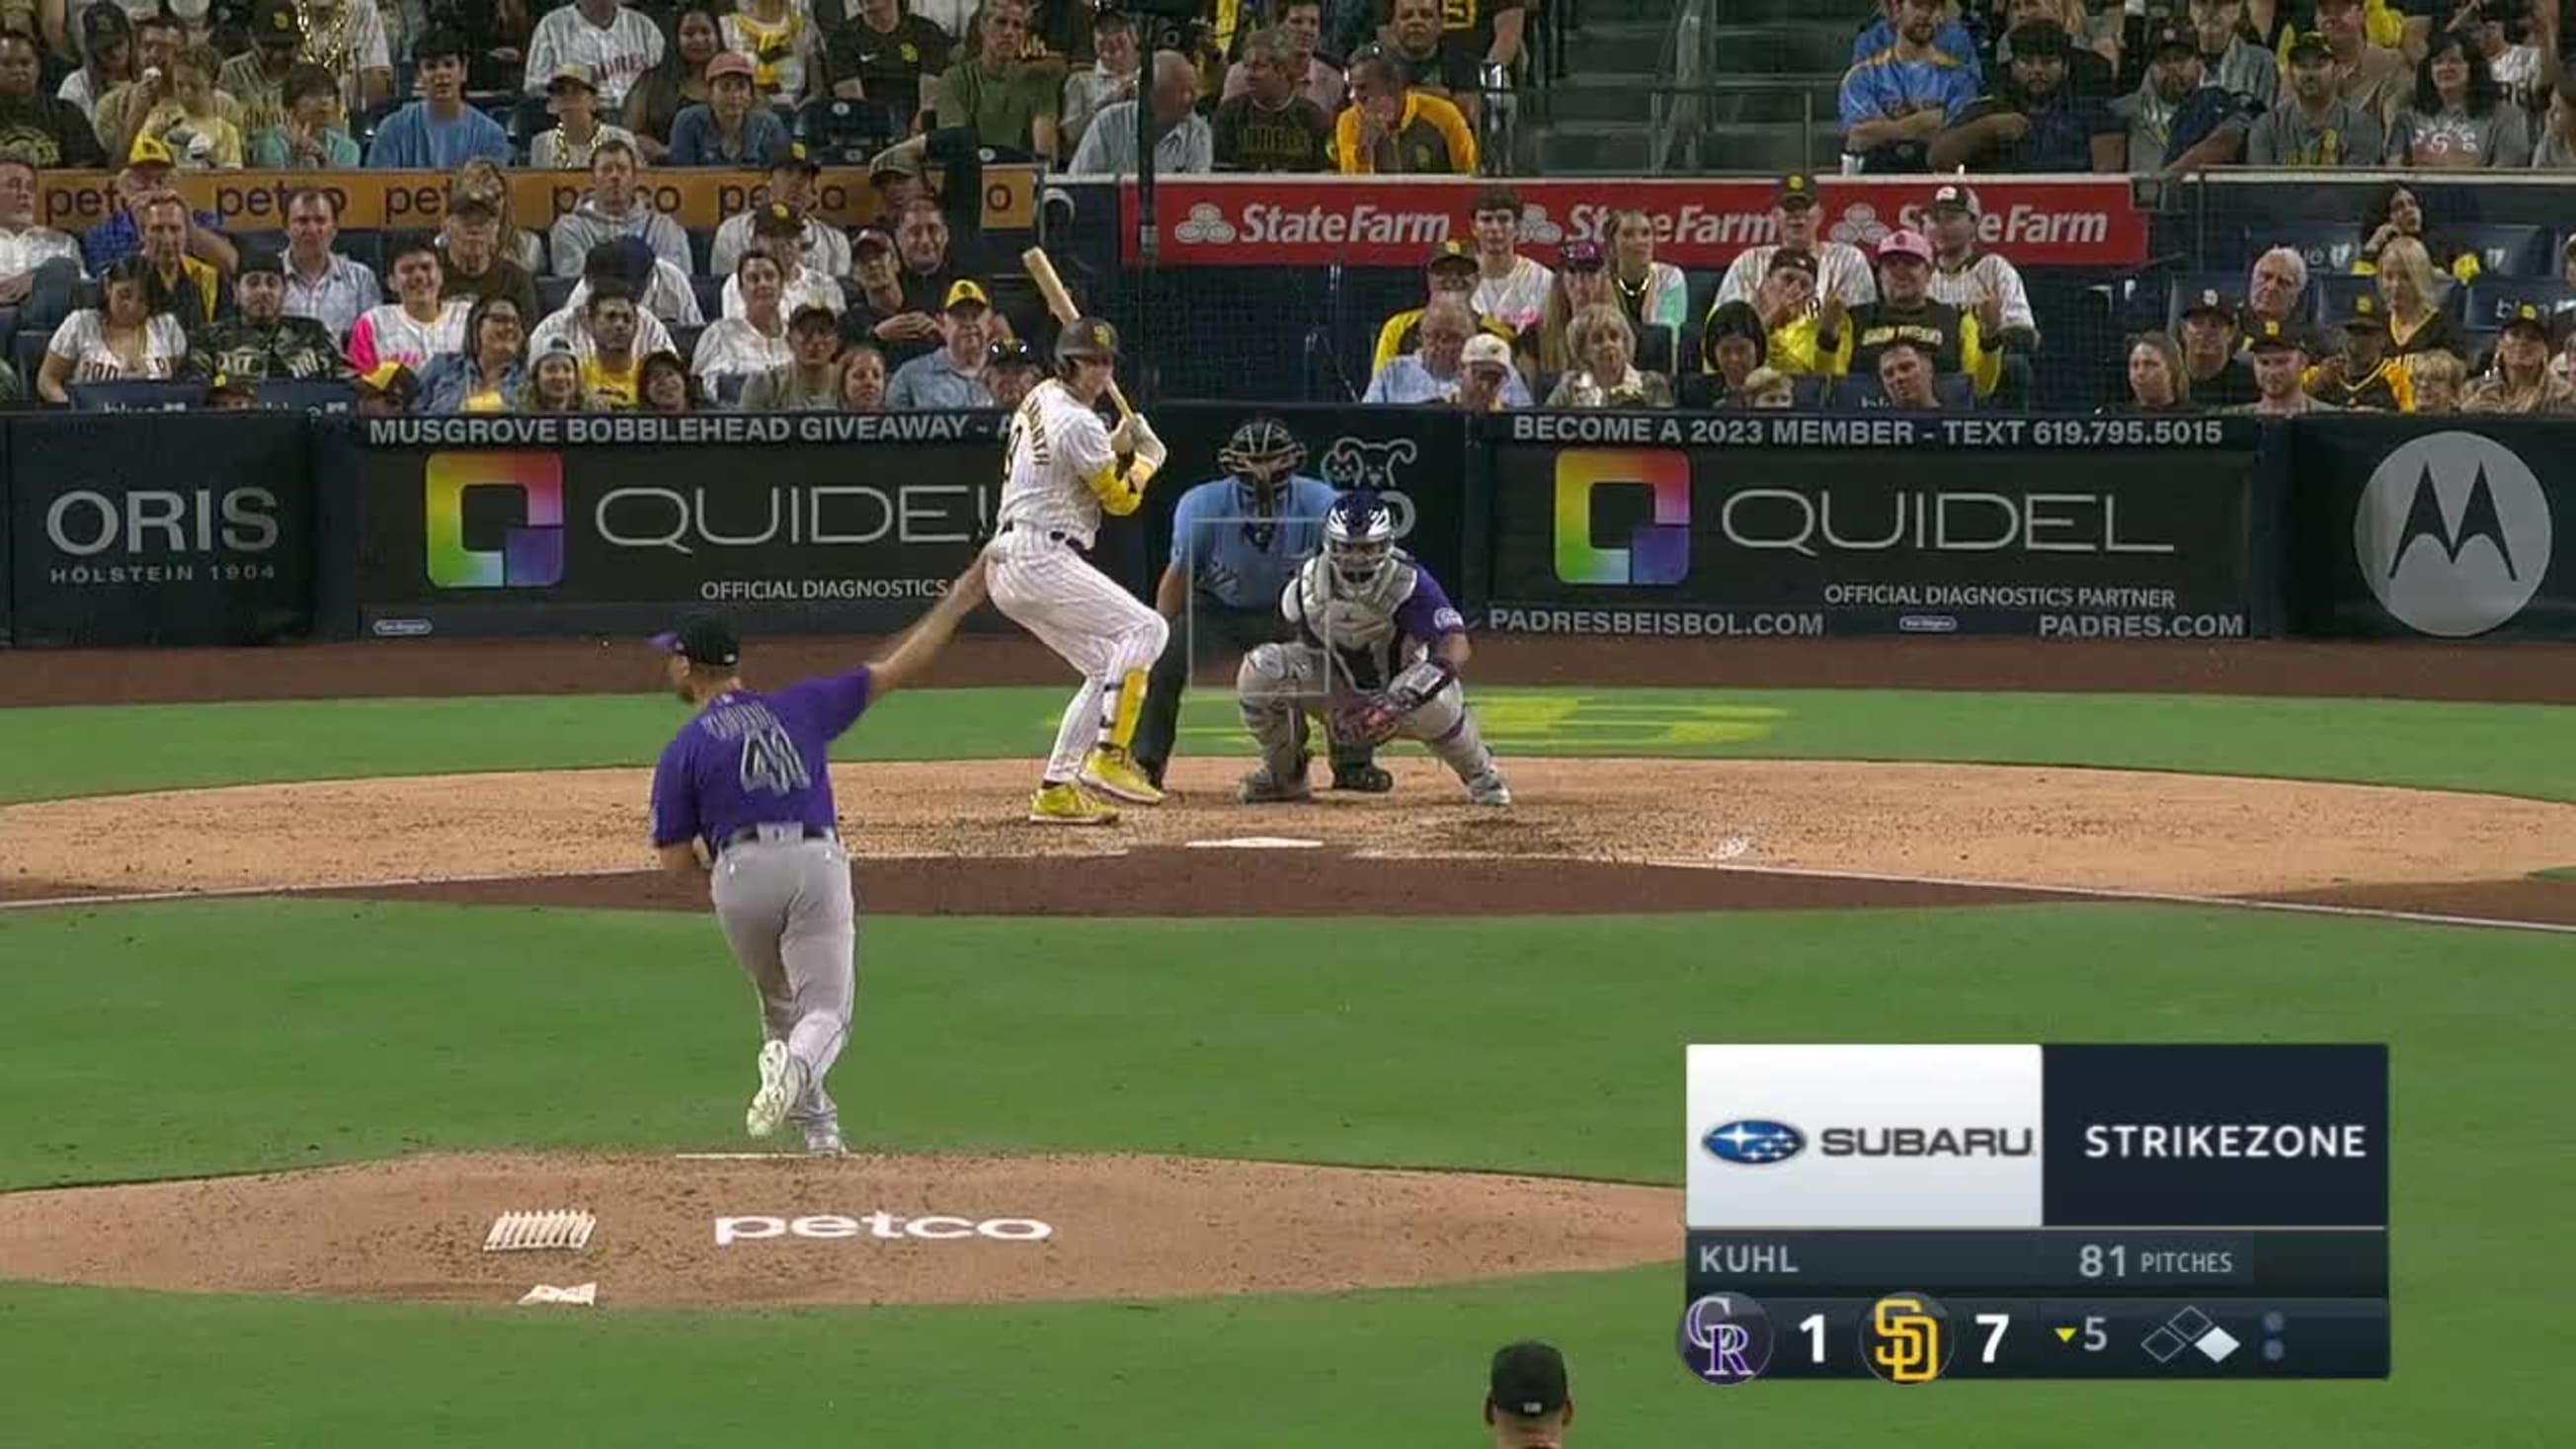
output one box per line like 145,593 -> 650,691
2356,432 -> 2552,637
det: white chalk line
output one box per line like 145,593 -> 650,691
1671,860 -> 2576,937
1,859 -> 2566,935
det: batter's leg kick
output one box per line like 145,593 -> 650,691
710,835 -> 857,1149
1235,643 -> 1506,806
987,532 -> 1169,823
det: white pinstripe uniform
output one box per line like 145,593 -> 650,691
984,378 -> 1170,786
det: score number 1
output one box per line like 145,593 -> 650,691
1797,1312 -> 2013,1366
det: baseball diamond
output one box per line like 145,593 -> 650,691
0,632 -> 2569,1449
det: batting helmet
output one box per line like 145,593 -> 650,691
1322,489 -> 1398,588
1054,316 -> 1120,367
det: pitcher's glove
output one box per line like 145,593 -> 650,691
1333,692 -> 1405,746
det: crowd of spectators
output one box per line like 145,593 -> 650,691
1842,0 -> 2569,174
0,0 -> 1539,410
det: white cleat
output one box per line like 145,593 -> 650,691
1465,769 -> 1512,807
746,1040 -> 798,1139
804,1125 -> 847,1158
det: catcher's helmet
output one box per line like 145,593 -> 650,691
1323,489 -> 1398,587
1054,315 -> 1120,365
1220,415 -> 1305,497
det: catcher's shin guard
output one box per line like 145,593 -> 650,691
1236,644 -> 1314,782
1412,686 -> 1495,784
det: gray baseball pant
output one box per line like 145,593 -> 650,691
710,836 -> 855,1137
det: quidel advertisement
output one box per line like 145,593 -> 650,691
1484,413 -> 2266,639
2294,420 -> 2568,639
354,413 -> 1007,637
8,414 -> 311,646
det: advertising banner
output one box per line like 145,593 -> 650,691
1122,175 -> 2146,270
352,412 -> 1010,638
1483,413 -> 2265,639
7,415 -> 311,646
2293,419 -> 2571,639
1139,404 -> 1470,601
39,164 -> 1037,234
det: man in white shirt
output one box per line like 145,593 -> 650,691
720,202 -> 846,319
531,239 -> 683,361
1919,182 -> 2038,355
1465,184 -> 1550,331
1059,6 -> 1139,153
711,143 -> 852,280
279,188 -> 379,342
1712,172 -> 1876,312
523,0 -> 667,110
290,0 -> 394,113
1067,50 -> 1211,176
0,155 -> 83,352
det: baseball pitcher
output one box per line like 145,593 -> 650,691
1236,489 -> 1510,806
648,560 -> 988,1155
983,315 -> 1170,826
1129,416 -> 1387,793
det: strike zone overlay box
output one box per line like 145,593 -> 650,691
1679,1044 -> 2389,1383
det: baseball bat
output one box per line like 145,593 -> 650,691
1019,245 -> 1135,425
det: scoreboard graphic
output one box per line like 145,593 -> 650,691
1681,1044 -> 2389,1382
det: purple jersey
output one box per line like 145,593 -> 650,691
650,668 -> 873,850
1289,557 -> 1465,692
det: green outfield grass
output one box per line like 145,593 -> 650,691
0,686 -> 2571,804
3,685 -> 2570,1446
0,899 -> 2568,1444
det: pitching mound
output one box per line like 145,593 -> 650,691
0,1153 -> 1677,1308
4,758 -> 2573,903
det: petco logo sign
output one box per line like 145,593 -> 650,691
714,1213 -> 1054,1246
1130,179 -> 2143,269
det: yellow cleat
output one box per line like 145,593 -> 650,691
1079,746 -> 1165,806
1028,780 -> 1120,826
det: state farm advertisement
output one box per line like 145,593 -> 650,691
1122,176 -> 2146,269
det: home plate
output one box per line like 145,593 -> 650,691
1185,837 -> 1327,849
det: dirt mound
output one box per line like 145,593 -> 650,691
0,1153 -> 1679,1309
5,759 -> 2572,903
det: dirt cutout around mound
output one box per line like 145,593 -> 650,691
0,1153 -> 1678,1308
5,758 -> 2574,903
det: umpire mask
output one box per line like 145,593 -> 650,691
1220,415 -> 1304,544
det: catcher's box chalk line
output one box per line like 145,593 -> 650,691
1184,837 -> 1326,849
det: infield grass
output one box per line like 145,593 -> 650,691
0,899 -> 2567,1445
0,686 -> 2569,804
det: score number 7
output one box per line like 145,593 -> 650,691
1794,1312 -> 2013,1365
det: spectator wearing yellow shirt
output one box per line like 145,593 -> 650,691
578,284 -> 646,407
136,42 -> 246,169
137,191 -> 223,326
1749,249 -> 1834,377
1332,51 -> 1475,174
2302,293 -> 2414,411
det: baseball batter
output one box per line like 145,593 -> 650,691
649,562 -> 987,1155
983,315 -> 1171,825
1237,489 -> 1510,806
1130,416 -> 1386,793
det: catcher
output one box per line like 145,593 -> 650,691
1236,489 -> 1509,806
1129,416 -> 1388,793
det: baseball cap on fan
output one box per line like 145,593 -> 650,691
654,612 -> 741,669
1488,1341 -> 1569,1419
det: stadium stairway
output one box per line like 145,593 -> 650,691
1535,0 -> 1875,176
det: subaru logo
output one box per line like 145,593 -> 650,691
1703,1119 -> 1806,1166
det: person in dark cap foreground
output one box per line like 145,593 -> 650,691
1486,1340 -> 1573,1448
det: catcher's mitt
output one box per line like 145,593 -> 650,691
1332,692 -> 1404,746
